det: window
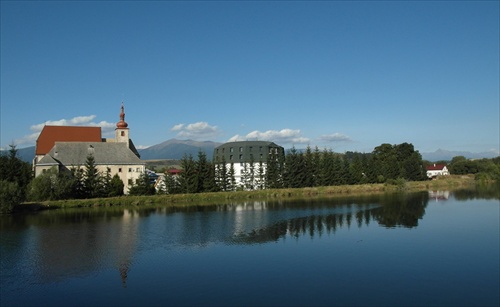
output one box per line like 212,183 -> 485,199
230,155 -> 233,160
239,154 -> 243,160
121,131 -> 125,136
119,168 -> 122,172
259,146 -> 263,152
239,147 -> 243,152
249,147 -> 253,152
136,167 -> 140,172
230,147 -> 234,152
128,168 -> 132,172
128,179 -> 133,185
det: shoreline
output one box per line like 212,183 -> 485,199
15,175 -> 477,212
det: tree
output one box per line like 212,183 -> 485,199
129,171 -> 155,195
178,154 -> 197,193
107,174 -> 124,197
196,150 -> 210,193
83,154 -> 103,198
0,144 -> 32,212
0,180 -> 22,213
0,144 -> 32,203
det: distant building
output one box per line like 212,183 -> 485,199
426,164 -> 450,179
33,104 -> 145,194
213,141 -> 284,189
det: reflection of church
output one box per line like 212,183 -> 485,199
33,209 -> 140,288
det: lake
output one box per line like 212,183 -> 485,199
1,188 -> 499,306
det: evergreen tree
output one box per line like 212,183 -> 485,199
196,151 -> 209,193
83,154 -> 102,198
228,163 -> 236,191
203,161 -> 218,192
178,154 -> 197,193
0,144 -> 32,203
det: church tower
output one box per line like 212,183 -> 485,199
115,103 -> 130,146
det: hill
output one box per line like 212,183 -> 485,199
0,146 -> 35,163
421,149 -> 499,162
138,139 -> 222,160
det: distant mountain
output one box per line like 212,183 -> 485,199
138,139 -> 222,160
0,146 -> 35,163
421,149 -> 499,162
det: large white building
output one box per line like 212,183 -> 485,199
33,104 -> 145,194
213,141 -> 284,189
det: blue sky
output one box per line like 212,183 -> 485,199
1,1 -> 499,155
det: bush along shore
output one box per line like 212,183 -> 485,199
15,175 -> 478,212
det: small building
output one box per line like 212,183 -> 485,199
33,104 -> 145,194
426,164 -> 450,179
213,141 -> 284,189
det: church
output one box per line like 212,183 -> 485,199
33,104 -> 145,194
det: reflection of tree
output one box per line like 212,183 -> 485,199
366,192 -> 429,228
453,183 -> 500,201
231,193 -> 430,244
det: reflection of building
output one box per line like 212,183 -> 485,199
426,164 -> 449,179
213,141 -> 284,189
428,190 -> 450,201
33,104 -> 145,194
33,209 -> 139,287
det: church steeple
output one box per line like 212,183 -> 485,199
115,102 -> 130,145
116,102 -> 129,128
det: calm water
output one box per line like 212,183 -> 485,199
1,189 -> 499,306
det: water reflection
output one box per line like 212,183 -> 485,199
0,192 -> 434,292
232,192 -> 430,243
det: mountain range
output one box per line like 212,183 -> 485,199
2,140 -> 498,163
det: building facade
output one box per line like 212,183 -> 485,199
213,141 -> 284,189
33,104 -> 145,194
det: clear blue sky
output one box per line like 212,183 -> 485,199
1,1 -> 499,154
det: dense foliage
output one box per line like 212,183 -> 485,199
448,155 -> 500,182
0,145 -> 32,213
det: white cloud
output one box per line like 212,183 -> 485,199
228,129 -> 310,145
319,133 -> 352,143
15,115 -> 115,146
170,122 -> 220,140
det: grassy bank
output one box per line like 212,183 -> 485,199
18,175 -> 477,211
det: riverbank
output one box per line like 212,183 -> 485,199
17,175 -> 477,211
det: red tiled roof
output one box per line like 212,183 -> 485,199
426,164 -> 447,171
36,126 -> 102,155
166,168 -> 182,175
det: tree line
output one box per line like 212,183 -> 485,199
162,142 -> 427,194
2,142 -> 499,213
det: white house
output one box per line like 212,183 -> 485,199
426,164 -> 450,179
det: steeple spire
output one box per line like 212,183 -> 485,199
116,102 -> 128,128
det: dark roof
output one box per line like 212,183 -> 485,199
36,126 -> 102,155
213,140 -> 284,163
426,164 -> 447,171
37,142 -> 144,166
